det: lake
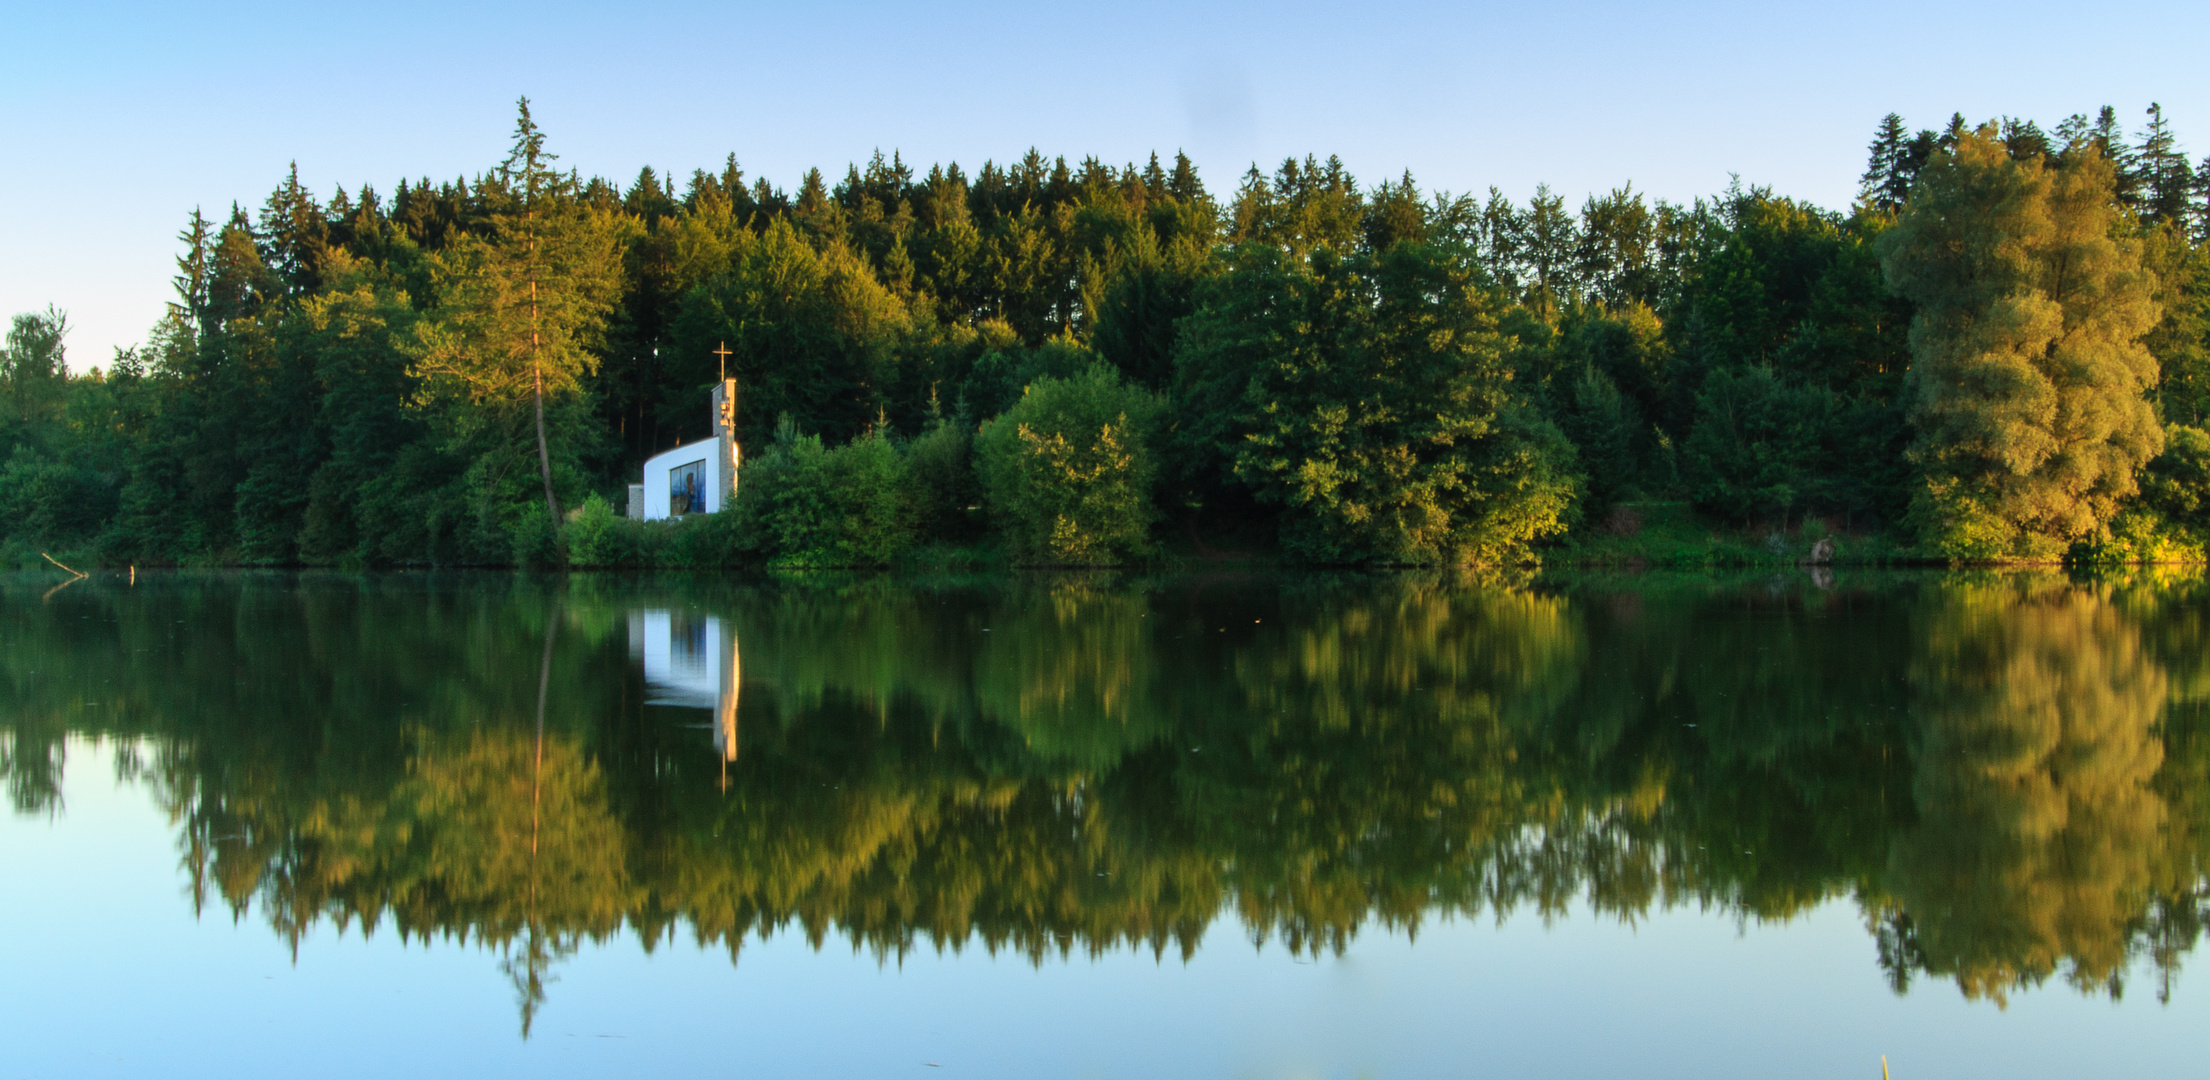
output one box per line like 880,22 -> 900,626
4,568 -> 2208,1077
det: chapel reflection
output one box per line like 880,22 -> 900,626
632,608 -> 741,769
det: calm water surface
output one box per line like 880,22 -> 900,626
4,569 -> 2209,1077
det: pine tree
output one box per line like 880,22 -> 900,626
258,163 -> 329,296
1521,184 -> 1578,314
2136,103 -> 2194,228
204,207 -> 274,332
1167,153 -> 1204,203
173,209 -> 213,336
1999,118 -> 2052,162
2086,106 -> 2143,207
1861,113 -> 1911,212
1576,185 -> 1656,306
2195,155 -> 2210,241
408,98 -> 622,528
1473,188 -> 1524,292
1361,171 -> 1427,252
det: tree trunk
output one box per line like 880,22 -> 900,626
530,220 -> 559,530
536,360 -> 560,526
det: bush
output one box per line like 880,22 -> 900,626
730,422 -> 916,566
506,502 -> 562,568
1907,476 -> 2059,561
2086,424 -> 2210,564
975,364 -> 1163,565
0,445 -> 116,546
2138,425 -> 2210,535
903,417 -> 980,541
563,493 -> 623,567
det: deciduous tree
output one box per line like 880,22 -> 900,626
1880,127 -> 2164,559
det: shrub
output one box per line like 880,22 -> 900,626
0,446 -> 115,546
2138,425 -> 2210,536
506,502 -> 561,568
903,417 -> 980,542
729,423 -> 916,566
563,493 -> 622,567
975,364 -> 1163,565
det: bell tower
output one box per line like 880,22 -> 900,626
710,342 -> 740,500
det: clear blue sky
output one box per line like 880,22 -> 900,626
6,0 -> 2206,367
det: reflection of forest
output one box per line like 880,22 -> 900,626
5,570 -> 2210,1012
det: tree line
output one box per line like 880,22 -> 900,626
4,100 -> 2209,566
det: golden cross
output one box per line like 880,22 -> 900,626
712,341 -> 733,381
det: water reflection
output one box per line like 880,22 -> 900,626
633,609 -> 739,763
1887,580 -> 2171,1003
5,569 -> 2210,1032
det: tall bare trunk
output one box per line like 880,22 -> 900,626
536,359 -> 559,525
532,268 -> 559,527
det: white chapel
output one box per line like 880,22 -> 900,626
630,377 -> 740,520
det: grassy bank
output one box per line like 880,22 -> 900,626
17,497 -> 2205,573
1551,502 -> 1910,569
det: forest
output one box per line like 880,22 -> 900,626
3,101 -> 2208,567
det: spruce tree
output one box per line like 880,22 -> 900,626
2136,103 -> 2194,228
173,208 -> 213,335
258,163 -> 330,297
408,98 -> 622,529
1521,184 -> 1578,314
2195,155 -> 2210,241
1861,113 -> 1910,212
2087,106 -> 2143,207
1167,153 -> 1204,203
1999,118 -> 2052,162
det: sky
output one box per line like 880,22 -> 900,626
5,0 -> 2207,368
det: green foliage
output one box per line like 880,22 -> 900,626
1556,364 -> 1640,511
1175,242 -> 1577,564
901,415 -> 980,542
10,105 -> 2210,568
1680,367 -> 1823,520
2143,225 -> 2210,427
0,308 -> 70,444
668,218 -> 911,445
1678,367 -> 1904,524
1881,128 -> 2165,559
975,365 -> 1162,564
2109,424 -> 2210,563
1089,229 -> 1212,390
0,445 -> 114,543
958,337 -> 1097,422
563,493 -> 623,567
730,424 -> 917,567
